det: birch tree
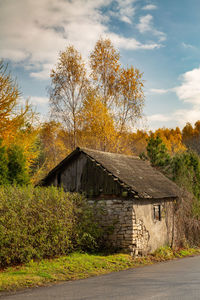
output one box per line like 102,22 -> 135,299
49,46 -> 88,149
90,37 -> 120,109
49,39 -> 145,151
117,66 -> 144,133
90,38 -> 144,131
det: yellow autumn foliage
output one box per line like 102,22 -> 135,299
79,91 -> 117,152
0,61 -> 39,170
154,127 -> 186,154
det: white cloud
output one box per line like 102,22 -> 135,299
30,96 -> 49,105
147,114 -> 172,122
149,88 -> 170,94
146,108 -> 200,130
137,14 -> 153,33
115,0 -> 136,24
173,108 -> 200,126
0,0 -> 163,80
142,4 -> 157,10
137,14 -> 166,42
30,64 -> 52,79
174,66 -> 200,105
147,66 -> 200,129
109,0 -> 136,24
109,33 -> 161,50
0,0 -> 108,79
147,107 -> 200,129
182,42 -> 195,49
146,109 -> 200,130
149,67 -> 200,106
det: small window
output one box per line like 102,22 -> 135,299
153,204 -> 161,221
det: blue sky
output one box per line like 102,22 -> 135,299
1,0 -> 200,130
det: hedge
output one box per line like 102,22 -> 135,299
0,186 -> 104,267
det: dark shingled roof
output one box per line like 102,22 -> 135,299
41,147 -> 179,199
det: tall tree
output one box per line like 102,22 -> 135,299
0,61 -> 31,140
117,66 -> 144,133
90,38 -> 144,131
7,144 -> 30,185
31,121 -> 70,184
79,90 -> 116,152
90,37 -> 120,109
49,38 -> 145,153
39,121 -> 68,171
154,127 -> 186,155
182,122 -> 199,154
128,130 -> 148,155
144,134 -> 170,168
49,46 -> 88,149
182,121 -> 200,155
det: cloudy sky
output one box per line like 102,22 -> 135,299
1,0 -> 200,130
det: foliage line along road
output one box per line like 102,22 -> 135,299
1,255 -> 200,300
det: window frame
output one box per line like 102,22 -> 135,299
153,204 -> 161,221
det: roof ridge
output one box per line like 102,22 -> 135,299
80,147 -> 141,159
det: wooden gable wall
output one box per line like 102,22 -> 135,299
45,152 -> 124,198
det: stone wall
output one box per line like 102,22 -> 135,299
133,198 -> 175,253
89,198 -> 175,256
89,199 -> 150,256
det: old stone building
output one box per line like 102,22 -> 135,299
40,147 -> 179,255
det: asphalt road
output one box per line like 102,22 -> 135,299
1,255 -> 200,300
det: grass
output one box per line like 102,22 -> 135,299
0,247 -> 200,292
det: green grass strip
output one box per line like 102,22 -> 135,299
0,247 -> 200,292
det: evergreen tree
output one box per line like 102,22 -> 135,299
145,134 -> 170,167
170,150 -> 200,200
7,144 -> 29,185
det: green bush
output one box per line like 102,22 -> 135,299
141,134 -> 170,168
0,186 -> 104,267
7,144 -> 30,185
72,200 -> 105,252
0,141 -> 30,186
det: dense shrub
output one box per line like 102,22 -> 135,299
0,186 -> 104,267
71,197 -> 105,252
175,190 -> 200,247
7,145 -> 30,185
0,140 -> 30,186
